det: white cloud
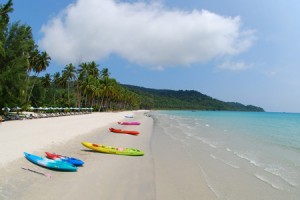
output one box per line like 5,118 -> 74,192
218,61 -> 252,71
39,0 -> 255,69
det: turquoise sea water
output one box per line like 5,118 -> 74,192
152,110 -> 300,199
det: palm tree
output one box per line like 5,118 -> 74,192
53,72 -> 61,87
40,73 -> 52,105
0,0 -> 13,25
41,73 -> 51,88
88,76 -> 101,107
0,0 -> 11,56
35,51 -> 51,73
77,62 -> 89,107
52,72 -> 60,105
99,77 -> 117,111
77,61 -> 100,108
27,48 -> 39,72
61,63 -> 76,106
27,50 -> 51,103
79,74 -> 90,107
93,79 -> 103,109
0,1 -> 38,109
89,61 -> 99,78
78,62 -> 89,80
100,68 -> 110,78
78,61 -> 99,80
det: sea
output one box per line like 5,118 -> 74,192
151,110 -> 300,199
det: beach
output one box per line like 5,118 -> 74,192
0,110 -> 241,200
0,110 -> 156,199
2,110 -> 299,200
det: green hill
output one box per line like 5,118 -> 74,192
122,84 -> 264,112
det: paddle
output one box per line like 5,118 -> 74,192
21,167 -> 51,178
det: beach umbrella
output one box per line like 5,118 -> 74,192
29,106 -> 35,110
1,107 -> 10,112
13,106 -> 21,111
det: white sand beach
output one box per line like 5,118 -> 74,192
0,111 -> 136,167
0,110 -> 222,200
0,110 -> 156,199
2,109 -> 199,200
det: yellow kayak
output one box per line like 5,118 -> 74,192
81,142 -> 144,156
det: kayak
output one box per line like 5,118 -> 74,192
109,128 -> 140,135
118,121 -> 141,125
45,152 -> 84,166
125,116 -> 133,118
24,152 -> 77,172
81,142 -> 144,156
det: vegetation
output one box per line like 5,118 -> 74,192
0,0 -> 264,113
122,85 -> 265,112
0,0 -> 139,113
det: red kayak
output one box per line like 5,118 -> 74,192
45,152 -> 84,166
109,128 -> 140,135
118,121 -> 141,125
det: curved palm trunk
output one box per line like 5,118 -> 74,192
24,69 -> 31,103
27,74 -> 38,104
67,81 -> 70,106
76,82 -> 81,108
99,95 -> 105,111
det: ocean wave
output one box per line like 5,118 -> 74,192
264,167 -> 298,188
198,164 -> 223,199
232,151 -> 262,167
182,131 -> 196,138
210,154 -> 240,169
254,174 -> 282,190
194,136 -> 217,148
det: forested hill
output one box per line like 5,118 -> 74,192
122,85 -> 265,112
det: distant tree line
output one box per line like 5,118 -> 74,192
123,85 -> 265,112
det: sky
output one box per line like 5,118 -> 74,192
6,0 -> 300,112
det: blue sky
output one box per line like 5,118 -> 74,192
8,0 -> 300,112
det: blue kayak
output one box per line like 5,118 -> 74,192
45,152 -> 84,166
24,152 -> 77,172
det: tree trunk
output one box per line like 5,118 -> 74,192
27,74 -> 38,104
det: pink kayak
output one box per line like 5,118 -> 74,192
118,121 -> 141,125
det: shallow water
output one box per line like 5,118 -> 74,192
152,110 -> 300,199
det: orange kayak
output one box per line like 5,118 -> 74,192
109,128 -> 140,135
118,121 -> 140,125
